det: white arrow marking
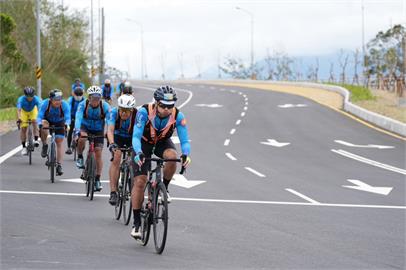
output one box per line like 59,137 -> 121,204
260,139 -> 290,147
59,178 -> 109,183
278,104 -> 308,108
334,140 -> 394,149
171,174 -> 206,189
343,179 -> 393,195
195,104 -> 223,108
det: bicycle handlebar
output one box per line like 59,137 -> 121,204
109,146 -> 132,161
145,157 -> 186,174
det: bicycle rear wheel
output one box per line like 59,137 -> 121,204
153,182 -> 169,254
50,142 -> 56,183
139,182 -> 152,246
114,173 -> 124,220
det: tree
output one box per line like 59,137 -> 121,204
338,49 -> 349,84
220,56 -> 251,79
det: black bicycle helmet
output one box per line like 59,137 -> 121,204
23,86 -> 35,97
49,89 -> 63,99
73,86 -> 84,96
153,85 -> 177,103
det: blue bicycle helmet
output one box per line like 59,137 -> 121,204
23,86 -> 35,97
154,85 -> 177,105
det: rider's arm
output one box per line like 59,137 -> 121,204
106,108 -> 117,144
16,96 -> 23,119
36,99 -> 48,124
132,107 -> 148,154
176,112 -> 191,155
74,101 -> 85,131
62,100 -> 71,126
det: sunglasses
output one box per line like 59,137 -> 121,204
158,103 -> 174,110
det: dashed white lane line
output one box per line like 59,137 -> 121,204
230,90 -> 236,93
225,153 -> 237,161
285,189 -> 320,204
235,119 -> 241,125
245,167 -> 266,178
1,190 -> 405,209
230,128 -> 236,135
0,146 -> 23,164
243,106 -> 248,111
332,149 -> 406,175
241,112 -> 246,117
224,139 -> 230,146
238,92 -> 243,95
245,102 -> 248,105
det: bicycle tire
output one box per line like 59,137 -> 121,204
28,126 -> 33,165
124,171 -> 133,225
153,182 -> 168,254
114,172 -> 124,220
139,182 -> 152,246
73,146 -> 77,161
88,154 -> 96,201
28,146 -> 32,165
85,165 -> 90,197
50,142 -> 56,183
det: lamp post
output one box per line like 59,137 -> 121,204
126,18 -> 147,80
236,6 -> 255,79
36,0 -> 42,97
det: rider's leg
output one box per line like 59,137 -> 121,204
132,175 -> 147,228
77,131 -> 87,156
95,147 -> 103,177
40,120 -> 49,145
162,148 -> 178,189
20,127 -> 27,147
55,137 -> 64,163
109,150 -> 122,192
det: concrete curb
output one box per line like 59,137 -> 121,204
206,80 -> 406,137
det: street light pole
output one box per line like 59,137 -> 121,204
126,18 -> 146,80
90,0 -> 94,84
236,6 -> 255,79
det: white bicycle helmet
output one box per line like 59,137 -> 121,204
87,85 -> 102,96
118,94 -> 136,109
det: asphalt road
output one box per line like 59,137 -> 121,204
1,82 -> 405,269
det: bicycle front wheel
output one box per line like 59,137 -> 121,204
122,168 -> 133,225
87,154 -> 96,201
139,182 -> 152,246
50,143 -> 56,183
153,182 -> 169,254
114,173 -> 123,220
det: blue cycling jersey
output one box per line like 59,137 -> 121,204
132,106 -> 190,155
75,99 -> 110,132
16,95 -> 42,112
107,107 -> 135,138
101,85 -> 113,99
37,99 -> 71,125
67,96 -> 84,118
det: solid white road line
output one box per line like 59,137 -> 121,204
1,190 -> 405,209
230,128 -> 236,135
241,112 -> 246,117
225,153 -> 237,161
245,167 -> 266,178
332,149 -> 406,175
235,119 -> 241,125
224,139 -> 230,146
0,145 -> 23,165
285,188 -> 320,204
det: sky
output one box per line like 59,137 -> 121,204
64,0 -> 406,80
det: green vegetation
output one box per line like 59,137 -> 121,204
0,107 -> 17,121
0,1 -> 90,107
326,83 -> 376,102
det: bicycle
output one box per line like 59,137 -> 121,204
17,119 -> 35,165
110,146 -> 133,225
71,138 -> 77,161
138,157 -> 185,254
42,126 -> 65,183
79,134 -> 105,201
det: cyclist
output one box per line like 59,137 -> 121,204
37,89 -> 71,176
102,79 -> 113,104
116,79 -> 126,97
65,86 -> 84,155
106,95 -> 137,205
130,85 -> 191,239
117,81 -> 133,96
16,86 -> 42,155
71,78 -> 85,92
74,86 -> 110,192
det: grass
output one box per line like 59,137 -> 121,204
326,83 -> 376,102
0,107 -> 17,121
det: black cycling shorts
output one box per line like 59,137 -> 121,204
43,120 -> 65,138
114,135 -> 132,148
132,138 -> 177,177
80,125 -> 104,148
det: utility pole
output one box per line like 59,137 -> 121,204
98,0 -> 101,84
90,0 -> 94,84
236,6 -> 255,79
361,0 -> 367,86
36,0 -> 42,97
100,7 -> 105,82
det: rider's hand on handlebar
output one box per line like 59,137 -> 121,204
108,143 -> 118,154
16,119 -> 22,129
181,154 -> 191,168
134,152 -> 145,167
